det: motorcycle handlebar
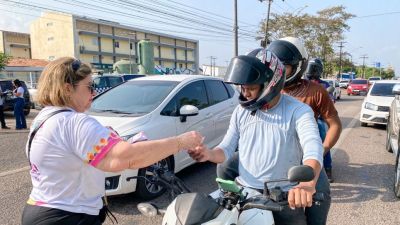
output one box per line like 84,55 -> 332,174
241,193 -> 326,212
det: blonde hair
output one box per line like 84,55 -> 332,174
37,57 -> 92,107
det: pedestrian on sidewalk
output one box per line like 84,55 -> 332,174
13,79 -> 27,130
0,84 -> 10,129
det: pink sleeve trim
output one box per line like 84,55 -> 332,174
89,135 -> 122,167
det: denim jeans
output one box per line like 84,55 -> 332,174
317,119 -> 332,169
14,97 -> 27,129
217,152 -> 331,225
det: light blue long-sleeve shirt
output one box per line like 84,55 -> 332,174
217,94 -> 323,190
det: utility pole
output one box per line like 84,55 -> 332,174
212,57 -> 217,77
337,41 -> 346,78
259,0 -> 273,48
208,56 -> 216,76
234,0 -> 238,56
360,55 -> 368,79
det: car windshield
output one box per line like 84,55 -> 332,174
90,80 -> 178,115
351,80 -> 368,84
370,83 -> 399,97
369,77 -> 381,81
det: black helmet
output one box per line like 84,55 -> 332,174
225,49 -> 286,112
305,58 -> 323,80
267,37 -> 308,87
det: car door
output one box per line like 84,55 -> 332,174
204,80 -> 237,147
161,80 -> 214,171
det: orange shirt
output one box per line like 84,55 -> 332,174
282,79 -> 338,120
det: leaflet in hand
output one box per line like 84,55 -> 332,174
128,131 -> 148,143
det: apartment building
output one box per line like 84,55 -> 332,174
0,30 -> 31,59
30,12 -> 199,73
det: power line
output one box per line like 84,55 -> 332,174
352,11 -> 400,19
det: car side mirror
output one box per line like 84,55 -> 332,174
393,84 -> 400,95
179,105 -> 199,122
287,165 -> 315,183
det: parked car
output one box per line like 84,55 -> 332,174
368,76 -> 382,85
88,75 -> 239,199
360,80 -> 400,127
385,82 -> 400,197
322,79 -> 341,100
347,79 -> 369,96
0,79 -> 32,115
339,80 -> 350,89
92,74 -> 145,95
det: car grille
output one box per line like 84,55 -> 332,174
377,106 -> 390,112
371,117 -> 387,123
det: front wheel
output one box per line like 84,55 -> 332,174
361,122 -> 367,127
394,152 -> 400,197
136,156 -> 174,200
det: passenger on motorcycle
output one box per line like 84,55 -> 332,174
304,57 -> 336,183
269,37 -> 342,225
189,50 -> 324,225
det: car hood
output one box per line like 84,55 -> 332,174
89,113 -> 152,137
365,95 -> 394,106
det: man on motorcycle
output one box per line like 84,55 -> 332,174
189,50 -> 323,225
304,57 -> 335,183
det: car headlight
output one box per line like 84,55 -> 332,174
365,102 -> 379,111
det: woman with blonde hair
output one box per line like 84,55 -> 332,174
21,57 -> 203,225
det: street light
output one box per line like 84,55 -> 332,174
127,32 -> 136,74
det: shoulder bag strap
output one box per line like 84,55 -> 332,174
27,109 -> 71,165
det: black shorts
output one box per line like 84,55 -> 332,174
21,204 -> 102,225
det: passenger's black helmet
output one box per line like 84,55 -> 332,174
305,58 -> 324,80
225,48 -> 286,112
267,37 -> 308,87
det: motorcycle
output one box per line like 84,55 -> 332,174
132,164 -> 324,225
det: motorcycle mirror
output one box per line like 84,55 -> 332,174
287,165 -> 315,183
137,203 -> 158,217
326,86 -> 335,94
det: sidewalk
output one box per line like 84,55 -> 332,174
0,109 -> 39,134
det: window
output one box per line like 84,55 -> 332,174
114,41 -> 120,48
108,77 -> 123,87
225,83 -> 235,97
46,22 -> 53,27
48,56 -> 55,60
47,37 -> 54,41
161,81 -> 209,116
92,55 -> 99,63
92,37 -> 98,46
205,80 -> 230,105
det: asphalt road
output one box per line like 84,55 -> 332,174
1,94 -> 399,225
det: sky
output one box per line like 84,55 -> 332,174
0,0 -> 399,75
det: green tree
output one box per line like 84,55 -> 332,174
259,6 -> 354,76
0,53 -> 11,71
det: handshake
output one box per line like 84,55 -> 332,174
175,131 -> 211,162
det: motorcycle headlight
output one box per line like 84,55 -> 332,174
365,102 -> 378,111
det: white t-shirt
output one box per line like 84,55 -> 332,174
26,106 -> 122,215
16,86 -> 24,98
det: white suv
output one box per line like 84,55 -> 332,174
88,75 -> 238,199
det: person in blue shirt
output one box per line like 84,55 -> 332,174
189,49 -> 323,225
